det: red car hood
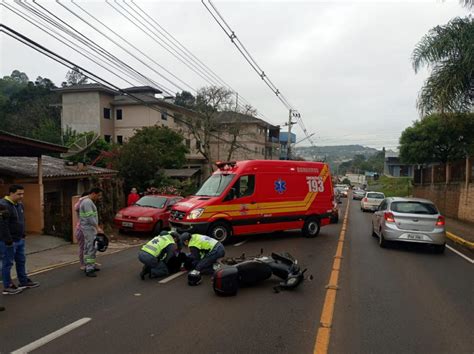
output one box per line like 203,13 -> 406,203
172,195 -> 218,212
118,205 -> 163,218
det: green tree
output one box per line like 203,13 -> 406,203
118,126 -> 188,190
174,90 -> 196,109
64,66 -> 88,86
399,113 -> 474,164
412,16 -> 473,115
0,71 -> 61,144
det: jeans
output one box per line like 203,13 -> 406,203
195,243 -> 225,274
138,250 -> 169,278
0,239 -> 28,288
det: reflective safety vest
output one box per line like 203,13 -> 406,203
188,234 -> 218,252
141,234 -> 175,258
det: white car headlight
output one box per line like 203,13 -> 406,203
137,216 -> 153,222
188,208 -> 204,220
115,213 -> 123,219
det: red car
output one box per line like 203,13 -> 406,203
114,195 -> 183,234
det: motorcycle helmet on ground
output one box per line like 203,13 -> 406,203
188,269 -> 202,286
95,233 -> 109,252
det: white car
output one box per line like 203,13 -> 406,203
361,192 -> 385,212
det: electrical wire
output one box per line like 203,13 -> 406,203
24,0 -> 174,95
0,24 -> 258,155
2,1 -> 165,91
202,0 -> 316,146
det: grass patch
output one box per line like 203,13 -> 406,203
368,176 -> 413,197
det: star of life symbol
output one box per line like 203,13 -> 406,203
274,178 -> 287,194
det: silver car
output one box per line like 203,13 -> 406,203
371,197 -> 446,253
361,192 -> 385,211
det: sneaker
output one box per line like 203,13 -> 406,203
0,305 -> 5,311
20,279 -> 40,289
2,285 -> 23,295
80,266 -> 86,271
140,266 -> 150,280
85,270 -> 97,278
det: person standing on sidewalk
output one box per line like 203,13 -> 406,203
79,187 -> 103,278
0,185 -> 39,295
74,191 -> 89,271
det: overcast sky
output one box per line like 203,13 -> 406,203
1,0 -> 470,150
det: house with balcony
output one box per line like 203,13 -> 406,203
55,84 -> 279,179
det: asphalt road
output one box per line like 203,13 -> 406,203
1,198 -> 472,354
330,199 -> 474,354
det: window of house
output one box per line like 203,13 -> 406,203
261,148 -> 265,155
161,110 -> 168,120
104,135 -> 111,143
117,135 -> 123,144
254,147 -> 258,153
196,140 -> 201,150
185,139 -> 191,149
116,109 -> 122,120
103,108 -> 111,119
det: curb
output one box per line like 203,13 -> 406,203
446,231 -> 474,250
16,244 -> 143,279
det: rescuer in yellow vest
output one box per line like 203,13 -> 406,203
138,231 -> 184,280
179,233 -> 225,275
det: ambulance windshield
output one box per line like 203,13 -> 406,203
195,173 -> 235,197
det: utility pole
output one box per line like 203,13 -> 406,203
287,109 -> 297,160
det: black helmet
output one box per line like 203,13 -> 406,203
188,270 -> 202,286
159,230 -> 169,236
179,232 -> 192,245
95,233 -> 109,252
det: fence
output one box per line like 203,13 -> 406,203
413,157 -> 472,185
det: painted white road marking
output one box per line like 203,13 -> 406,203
159,270 -> 187,283
12,317 -> 91,354
446,245 -> 474,264
234,239 -> 248,247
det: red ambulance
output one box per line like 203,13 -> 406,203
169,160 -> 335,243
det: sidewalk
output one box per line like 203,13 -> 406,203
445,217 -> 474,249
18,234 -> 144,276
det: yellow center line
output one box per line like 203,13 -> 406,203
314,201 -> 350,354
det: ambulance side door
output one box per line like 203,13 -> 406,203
222,174 -> 260,234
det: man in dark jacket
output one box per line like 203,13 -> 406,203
0,185 -> 39,295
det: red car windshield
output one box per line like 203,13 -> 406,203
135,196 -> 168,209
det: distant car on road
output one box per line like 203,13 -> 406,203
114,195 -> 183,234
371,197 -> 446,253
335,184 -> 349,198
352,189 -> 366,200
361,192 -> 385,211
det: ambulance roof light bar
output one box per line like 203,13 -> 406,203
215,161 -> 237,170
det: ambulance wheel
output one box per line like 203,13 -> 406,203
303,217 -> 320,238
208,221 -> 232,244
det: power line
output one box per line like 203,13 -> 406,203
128,0 -> 268,120
54,0 -> 191,93
105,0 -> 262,118
0,24 -> 257,155
2,1 -> 165,92
202,0 -> 316,147
24,0 -> 174,95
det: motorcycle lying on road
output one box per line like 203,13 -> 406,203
212,251 -> 308,296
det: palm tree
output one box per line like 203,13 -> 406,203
412,16 -> 473,115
